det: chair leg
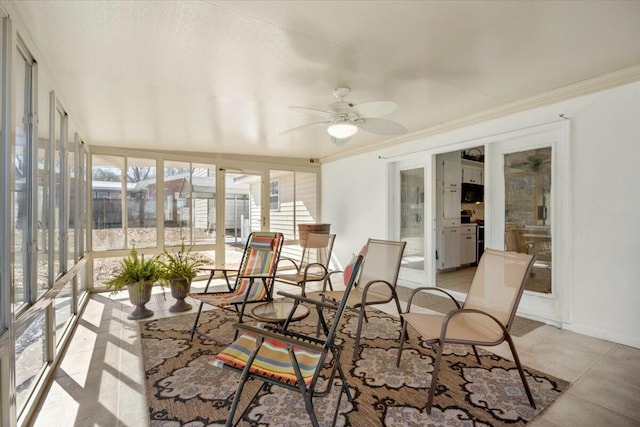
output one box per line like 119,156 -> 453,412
303,393 -> 320,427
504,332 -> 536,409
225,375 -> 249,427
230,381 -> 267,427
426,341 -> 445,414
330,377 -> 350,427
189,301 -> 205,341
353,308 -> 366,361
300,281 -> 307,297
393,294 -> 409,341
471,345 -> 481,364
396,318 -> 408,367
336,360 -> 353,403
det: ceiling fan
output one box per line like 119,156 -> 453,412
282,87 -> 408,146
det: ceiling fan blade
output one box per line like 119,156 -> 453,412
280,120 -> 329,135
352,101 -> 397,118
356,118 -> 407,135
289,106 -> 332,117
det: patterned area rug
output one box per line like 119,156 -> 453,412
140,306 -> 568,426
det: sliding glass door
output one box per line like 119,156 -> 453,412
392,158 -> 431,283
223,171 -> 262,267
486,122 -> 569,324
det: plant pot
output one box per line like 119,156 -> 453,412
169,277 -> 192,313
127,281 -> 154,320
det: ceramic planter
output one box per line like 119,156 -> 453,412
169,277 -> 192,313
127,280 -> 154,319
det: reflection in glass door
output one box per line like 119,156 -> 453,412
400,167 -> 425,271
224,172 -> 262,267
504,147 -> 552,293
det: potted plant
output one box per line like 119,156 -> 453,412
159,240 -> 207,313
106,247 -> 161,320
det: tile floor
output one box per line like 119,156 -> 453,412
30,278 -> 640,427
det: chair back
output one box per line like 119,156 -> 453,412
299,232 -> 335,271
463,248 -> 535,330
233,231 -> 284,300
357,239 -> 406,299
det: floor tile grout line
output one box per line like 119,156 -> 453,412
564,386 -> 640,423
563,342 -> 618,387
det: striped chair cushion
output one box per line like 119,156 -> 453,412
248,232 -> 278,251
209,330 -> 322,385
191,232 -> 282,306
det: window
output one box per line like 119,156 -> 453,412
91,155 -> 125,251
268,171 -> 318,240
13,40 -> 35,307
163,160 -> 191,246
126,158 -> 157,248
269,179 -> 280,211
53,102 -> 67,276
67,135 -> 76,267
191,164 -> 216,246
0,24 -> 91,422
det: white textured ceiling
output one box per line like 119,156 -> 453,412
8,0 -> 640,160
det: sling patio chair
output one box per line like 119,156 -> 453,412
321,238 -> 406,360
274,232 -> 336,296
396,248 -> 537,414
209,255 -> 364,427
189,231 -> 284,341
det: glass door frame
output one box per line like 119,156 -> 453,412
217,168 -> 267,268
486,121 -> 571,325
391,157 -> 433,284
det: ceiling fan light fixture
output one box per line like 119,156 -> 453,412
327,122 -> 358,139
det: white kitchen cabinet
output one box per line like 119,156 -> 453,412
460,225 -> 477,265
443,187 -> 459,219
462,165 -> 483,185
440,227 -> 460,269
436,152 -> 462,270
443,159 -> 461,188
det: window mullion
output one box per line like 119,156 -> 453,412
26,59 -> 36,305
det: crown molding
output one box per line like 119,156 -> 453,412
321,64 -> 640,164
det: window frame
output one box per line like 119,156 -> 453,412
269,178 -> 280,212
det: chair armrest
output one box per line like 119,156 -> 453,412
405,286 -> 461,312
277,257 -> 300,271
277,290 -> 340,311
302,263 -> 328,279
322,270 -> 344,292
354,279 -> 394,307
440,308 -> 509,343
233,322 -> 324,351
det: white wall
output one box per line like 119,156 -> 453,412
322,150 -> 391,267
568,83 -> 640,346
322,81 -> 640,348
